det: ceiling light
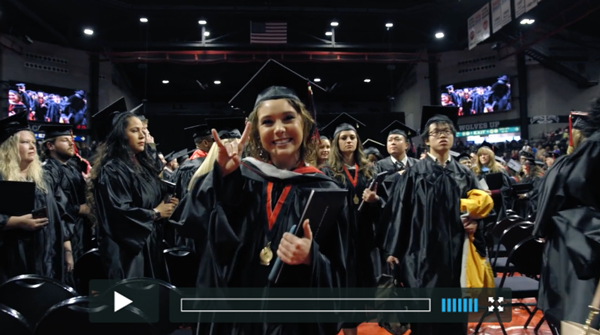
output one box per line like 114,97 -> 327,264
325,31 -> 333,36
364,79 -> 371,83
83,29 -> 94,35
204,31 -> 210,37
528,19 -> 535,24
198,20 -> 207,25
385,23 -> 393,28
314,78 -> 321,82
520,18 -> 535,24
214,80 -> 221,85
140,18 -> 148,23
435,32 -> 445,39
330,22 -> 339,27
162,80 -> 169,84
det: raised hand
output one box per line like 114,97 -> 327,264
213,122 -> 251,177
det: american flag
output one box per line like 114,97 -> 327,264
250,22 -> 287,44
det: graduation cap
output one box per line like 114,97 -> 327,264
37,123 -> 73,141
449,150 -> 460,159
494,155 -> 506,164
568,111 -> 589,146
168,149 -> 188,163
0,112 -> 29,145
362,138 -> 385,150
184,124 -> 211,140
15,83 -> 26,88
420,105 -> 460,137
478,141 -> 497,153
320,113 -> 366,139
446,85 -> 454,90
507,159 -> 521,173
380,120 -> 418,140
92,97 -> 128,141
363,147 -> 383,160
457,152 -> 472,162
206,117 -> 246,140
228,59 -> 325,114
497,75 -> 509,84
163,151 -> 175,162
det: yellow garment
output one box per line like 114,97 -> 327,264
460,189 -> 494,219
464,234 -> 495,288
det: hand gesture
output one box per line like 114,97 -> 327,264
18,214 -> 48,231
213,122 -> 251,177
145,131 -> 155,144
277,219 -> 313,266
387,256 -> 399,269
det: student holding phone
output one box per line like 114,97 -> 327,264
0,112 -> 72,283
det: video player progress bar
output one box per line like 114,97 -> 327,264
180,298 -> 431,313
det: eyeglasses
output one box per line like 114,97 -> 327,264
428,130 -> 453,137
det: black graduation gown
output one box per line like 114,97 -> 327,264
162,168 -> 175,183
169,157 -> 349,335
380,156 -> 487,335
476,169 -> 512,220
163,157 -> 203,250
44,158 -> 91,261
532,131 -> 600,325
321,165 -> 380,290
0,175 -> 68,284
93,160 -> 167,281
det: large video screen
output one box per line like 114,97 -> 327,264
440,75 -> 511,117
6,81 -> 88,129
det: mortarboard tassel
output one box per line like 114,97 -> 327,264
569,113 -> 573,147
306,83 -> 320,142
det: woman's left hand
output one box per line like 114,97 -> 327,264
65,251 -> 74,273
277,219 -> 313,266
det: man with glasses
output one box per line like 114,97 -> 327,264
379,113 -> 491,335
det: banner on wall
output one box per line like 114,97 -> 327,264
514,0 -> 526,18
468,3 -> 491,50
529,115 -> 569,124
502,0 -> 512,27
525,0 -> 538,12
493,0 -> 513,34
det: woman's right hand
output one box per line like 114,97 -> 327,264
155,201 -> 176,219
19,214 -> 48,231
213,122 -> 251,177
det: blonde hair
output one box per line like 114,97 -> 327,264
0,130 -> 48,193
188,139 -> 238,190
245,98 -> 317,167
328,130 -> 374,184
472,146 -> 504,175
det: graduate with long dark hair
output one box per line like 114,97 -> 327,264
89,111 -> 177,280
170,60 -> 348,335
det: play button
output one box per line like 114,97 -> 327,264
113,291 -> 133,312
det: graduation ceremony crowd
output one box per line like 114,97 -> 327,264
1,59 -> 600,335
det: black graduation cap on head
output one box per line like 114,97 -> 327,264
320,113 -> 366,139
92,97 -> 128,142
228,59 -> 325,114
381,120 -> 418,139
206,117 -> 246,140
478,141 -> 497,154
0,112 -> 29,145
184,124 -> 211,140
170,149 -> 188,162
37,123 -> 73,141
457,152 -> 471,162
163,151 -> 175,162
420,105 -> 460,137
16,83 -> 26,88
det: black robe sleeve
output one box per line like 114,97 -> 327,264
94,163 -> 155,254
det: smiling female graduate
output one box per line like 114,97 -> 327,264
169,59 -> 349,335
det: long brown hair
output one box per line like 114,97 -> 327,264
245,98 -> 317,167
328,130 -> 373,184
